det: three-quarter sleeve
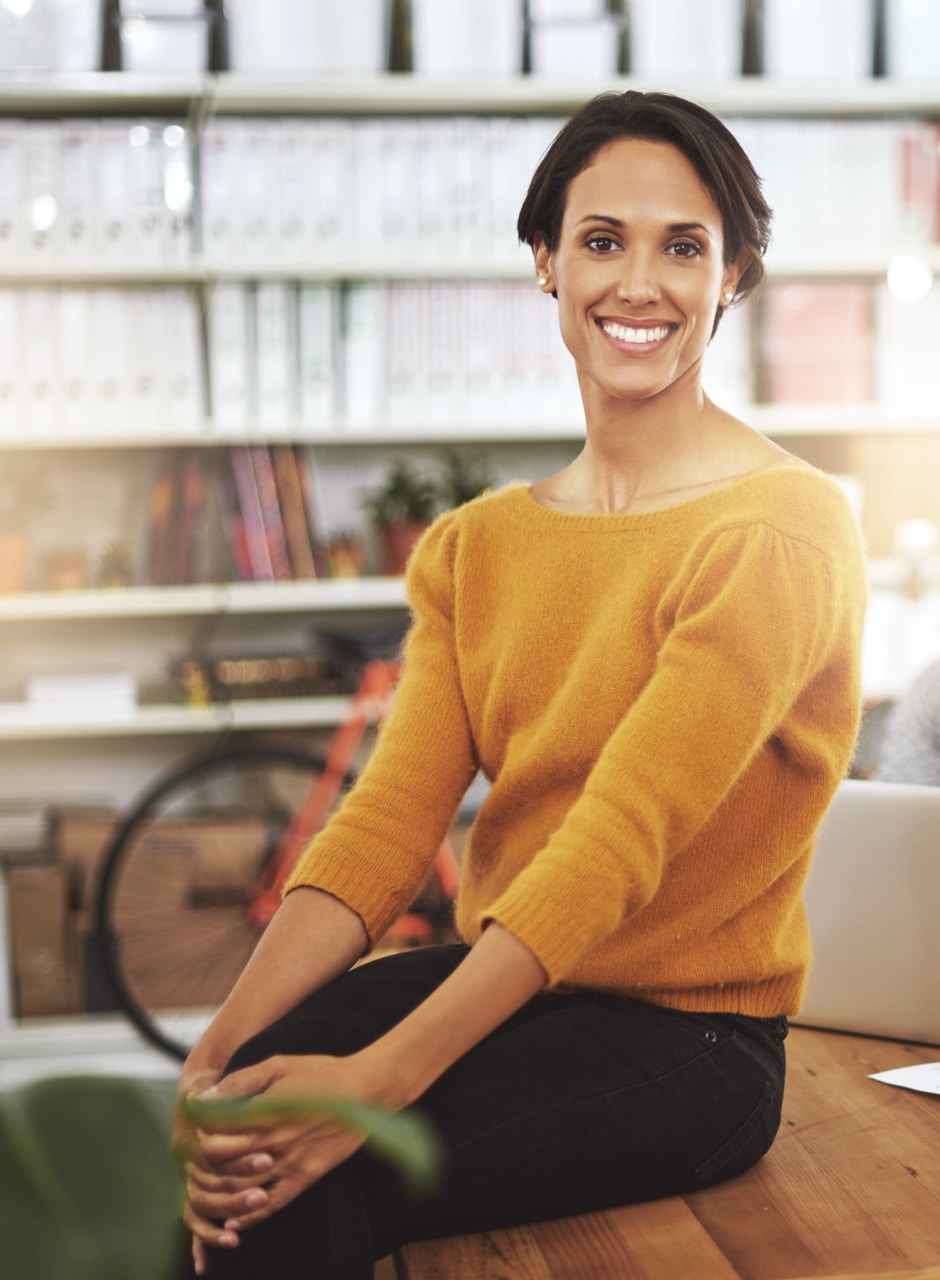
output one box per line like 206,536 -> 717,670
284,512 -> 479,944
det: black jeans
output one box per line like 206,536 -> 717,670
186,944 -> 787,1279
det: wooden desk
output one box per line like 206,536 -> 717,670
395,1026 -> 940,1279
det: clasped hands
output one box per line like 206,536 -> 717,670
176,1051 -> 384,1272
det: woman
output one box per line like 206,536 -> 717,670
178,90 -> 866,1277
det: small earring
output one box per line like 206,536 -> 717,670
723,291 -> 734,304
538,275 -> 548,286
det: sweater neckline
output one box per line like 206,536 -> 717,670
515,462 -> 811,530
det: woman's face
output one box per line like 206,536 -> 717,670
534,137 -> 743,411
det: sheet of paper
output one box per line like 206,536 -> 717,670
870,1062 -> 940,1097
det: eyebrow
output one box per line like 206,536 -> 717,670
576,215 -> 713,236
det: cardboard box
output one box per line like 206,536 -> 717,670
49,808 -> 270,913
6,864 -> 81,1017
46,807 -> 119,912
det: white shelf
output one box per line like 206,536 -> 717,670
0,576 -> 408,622
0,695 -> 355,741
2,250 -> 937,288
206,74 -> 940,118
0,71 -> 205,114
1,72 -> 940,118
749,404 -> 940,436
0,258 -> 534,285
2,405 -> 937,453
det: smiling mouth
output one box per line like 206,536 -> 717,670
599,320 -> 674,344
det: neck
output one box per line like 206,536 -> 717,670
572,376 -> 716,515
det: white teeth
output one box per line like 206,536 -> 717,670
601,321 -> 671,344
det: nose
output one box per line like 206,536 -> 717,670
616,249 -> 660,307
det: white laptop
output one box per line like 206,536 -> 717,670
796,778 -> 940,1046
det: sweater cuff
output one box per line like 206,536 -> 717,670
283,847 -> 412,948
480,877 -> 620,987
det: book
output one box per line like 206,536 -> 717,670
293,448 -> 331,577
230,445 -> 274,581
271,445 -> 317,580
214,449 -> 252,582
762,282 -> 872,404
627,0 -> 742,79
249,444 -> 293,581
170,448 -> 206,585
145,446 -> 179,586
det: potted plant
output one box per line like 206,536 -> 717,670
0,1072 -> 440,1280
437,449 -> 495,511
362,459 -> 440,575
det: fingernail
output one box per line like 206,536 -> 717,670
225,1218 -> 242,1231
218,1231 -> 238,1247
251,1153 -> 274,1172
245,1189 -> 267,1208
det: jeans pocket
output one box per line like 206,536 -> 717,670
692,1079 -> 782,1188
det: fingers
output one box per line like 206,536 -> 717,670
187,1172 -> 271,1226
184,1199 -> 241,1255
205,1059 -> 282,1101
190,1150 -> 275,1181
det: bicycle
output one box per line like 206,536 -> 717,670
92,659 -> 463,1062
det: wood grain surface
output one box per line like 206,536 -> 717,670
396,1027 -> 940,1279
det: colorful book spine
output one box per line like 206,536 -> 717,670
230,446 -> 274,581
249,444 -> 293,581
271,444 -> 317,580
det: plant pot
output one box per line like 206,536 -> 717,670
379,522 -> 430,576
0,532 -> 30,593
328,536 -> 366,579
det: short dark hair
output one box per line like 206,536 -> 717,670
517,90 -> 772,304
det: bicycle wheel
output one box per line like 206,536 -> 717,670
93,745 -> 340,1061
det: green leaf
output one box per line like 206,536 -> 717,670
0,1101 -> 91,1280
180,1092 -> 443,1196
6,1075 -> 185,1280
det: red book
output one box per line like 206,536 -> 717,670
762,282 -> 872,403
215,452 -> 252,582
230,446 -> 274,581
271,445 -> 317,580
250,445 -> 293,582
171,449 -> 205,584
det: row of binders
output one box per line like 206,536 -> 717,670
707,282 -> 940,411
4,113 -> 940,273
6,1 -> 940,80
4,276 -> 940,443
199,115 -> 551,270
0,288 -> 204,438
146,444 -> 325,587
0,119 -> 195,270
208,280 -> 582,432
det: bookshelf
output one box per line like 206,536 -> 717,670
2,67 -> 940,1054
1,71 -> 938,685
1,70 -> 937,652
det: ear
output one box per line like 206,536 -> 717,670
720,252 -> 749,306
533,234 -> 555,293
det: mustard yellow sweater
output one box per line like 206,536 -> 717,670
286,466 -> 867,1017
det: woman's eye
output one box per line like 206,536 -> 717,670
667,240 -> 702,258
586,234 -> 618,252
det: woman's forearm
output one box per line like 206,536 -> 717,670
182,886 -> 369,1082
362,923 -> 548,1108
